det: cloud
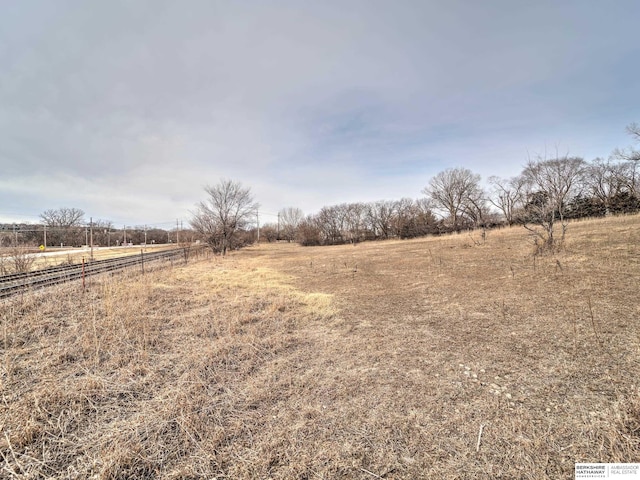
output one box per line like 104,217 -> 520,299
1,0 -> 639,224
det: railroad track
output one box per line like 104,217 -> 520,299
0,247 -> 202,299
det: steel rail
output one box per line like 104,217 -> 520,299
0,247 -> 202,299
0,249 -> 176,282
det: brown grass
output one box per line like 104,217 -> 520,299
1,215 -> 639,478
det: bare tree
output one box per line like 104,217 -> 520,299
296,215 -> 322,246
366,200 -> 396,239
342,203 -> 368,243
391,198 -> 438,238
278,207 -> 304,242
40,207 -> 85,246
521,156 -> 585,252
423,168 -> 483,231
611,122 -> 640,196
614,122 -> 640,160
259,223 -> 279,243
90,219 -> 114,247
488,175 -> 527,226
582,158 -> 634,214
295,197 -> 440,246
40,207 -> 85,227
190,179 -> 259,255
315,205 -> 347,245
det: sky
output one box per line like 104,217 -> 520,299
1,0 -> 639,228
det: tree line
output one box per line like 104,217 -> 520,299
0,207 -> 190,248
191,122 -> 640,254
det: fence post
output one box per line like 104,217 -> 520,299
82,257 -> 85,291
141,249 -> 144,274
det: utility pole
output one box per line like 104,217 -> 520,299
43,224 -> 47,249
13,224 -> 17,246
256,210 -> 260,243
176,219 -> 180,244
90,217 -> 94,261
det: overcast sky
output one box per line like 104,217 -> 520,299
1,0 -> 638,227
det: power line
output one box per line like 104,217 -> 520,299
258,211 -> 279,217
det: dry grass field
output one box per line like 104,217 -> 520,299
1,215 -> 639,479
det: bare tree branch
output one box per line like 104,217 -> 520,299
190,179 -> 259,255
521,156 -> 585,252
278,207 -> 304,242
422,168 -> 484,231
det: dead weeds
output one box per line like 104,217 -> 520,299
1,215 -> 640,478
